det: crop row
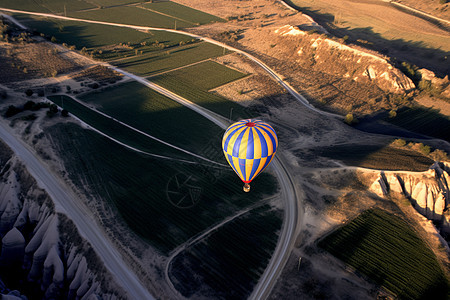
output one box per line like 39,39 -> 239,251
318,209 -> 449,299
169,206 -> 282,298
47,123 -> 278,254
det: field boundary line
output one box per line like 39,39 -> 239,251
146,58 -> 212,78
49,94 -> 228,167
137,4 -> 197,26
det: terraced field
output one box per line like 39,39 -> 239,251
319,209 -> 449,299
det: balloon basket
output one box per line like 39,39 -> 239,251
243,183 -> 250,193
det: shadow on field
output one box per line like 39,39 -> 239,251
283,1 -> 450,76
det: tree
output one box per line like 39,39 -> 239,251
4,105 -> 21,117
51,36 -> 57,43
344,113 -> 358,125
24,100 -> 36,110
25,89 -> 33,97
61,109 -> 69,117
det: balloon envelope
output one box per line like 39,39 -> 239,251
222,119 -> 278,183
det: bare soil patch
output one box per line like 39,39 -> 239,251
0,40 -> 84,84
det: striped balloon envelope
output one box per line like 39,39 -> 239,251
222,119 -> 278,192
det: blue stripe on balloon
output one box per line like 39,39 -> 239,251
255,128 -> 268,157
224,125 -> 244,153
259,126 -> 277,153
239,158 -> 247,181
232,128 -> 247,157
249,158 -> 261,181
227,153 -> 239,174
246,128 -> 254,159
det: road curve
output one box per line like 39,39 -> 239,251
0,7 -> 340,119
0,121 -> 155,300
0,9 -> 304,299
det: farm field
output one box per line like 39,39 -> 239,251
143,1 -> 224,25
47,122 -> 279,254
169,205 -> 282,298
68,6 -> 192,29
384,107 -> 450,142
114,42 -> 231,77
0,0 -> 95,13
78,81 -> 224,155
150,60 -> 249,119
318,209 -> 449,299
13,14 -> 194,60
288,0 -> 450,52
311,144 -> 434,171
47,95 -> 189,160
87,0 -> 139,6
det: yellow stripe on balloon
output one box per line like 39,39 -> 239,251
226,126 -> 246,155
252,127 -> 262,159
253,157 -> 267,180
232,156 -> 245,180
238,127 -> 251,158
245,159 -> 254,181
259,129 -> 273,156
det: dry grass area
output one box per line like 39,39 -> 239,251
0,40 -> 84,85
397,0 -> 450,20
72,65 -> 123,84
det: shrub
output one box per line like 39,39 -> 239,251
389,110 -> 397,118
61,109 -> 69,117
51,36 -> 57,43
344,113 -> 358,125
25,89 -> 33,97
5,105 -> 21,117
24,100 -> 36,111
393,139 -> 406,147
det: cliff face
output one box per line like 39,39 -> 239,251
0,147 -> 125,299
275,25 -> 415,94
369,162 -> 450,236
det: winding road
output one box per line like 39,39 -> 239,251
0,7 -> 305,299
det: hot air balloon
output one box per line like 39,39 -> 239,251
222,119 -> 278,192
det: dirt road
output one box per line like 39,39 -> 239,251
0,120 -> 154,299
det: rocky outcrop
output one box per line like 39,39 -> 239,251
275,25 -> 415,94
369,162 -> 450,235
0,152 -> 125,299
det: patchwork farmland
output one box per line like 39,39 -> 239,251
1,1 -> 284,298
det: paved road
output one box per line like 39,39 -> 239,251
0,9 -> 305,299
0,121 -> 154,299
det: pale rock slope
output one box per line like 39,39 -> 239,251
0,153 -> 125,299
370,162 -> 450,235
275,25 -> 415,94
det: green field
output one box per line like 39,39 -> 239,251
319,209 -> 449,299
68,6 -> 192,29
14,14 -> 194,60
48,122 -> 278,254
114,42 -> 230,76
385,107 -> 450,142
0,0 -> 96,13
78,81 -> 223,154
87,0 -> 139,6
170,205 -> 282,298
313,144 -> 434,171
151,60 -> 249,119
152,60 -> 247,91
47,95 -> 190,160
143,1 -> 224,25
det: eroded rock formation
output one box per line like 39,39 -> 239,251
0,151 -> 125,299
275,25 -> 415,94
369,162 -> 450,236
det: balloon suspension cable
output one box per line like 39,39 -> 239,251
243,183 -> 250,193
